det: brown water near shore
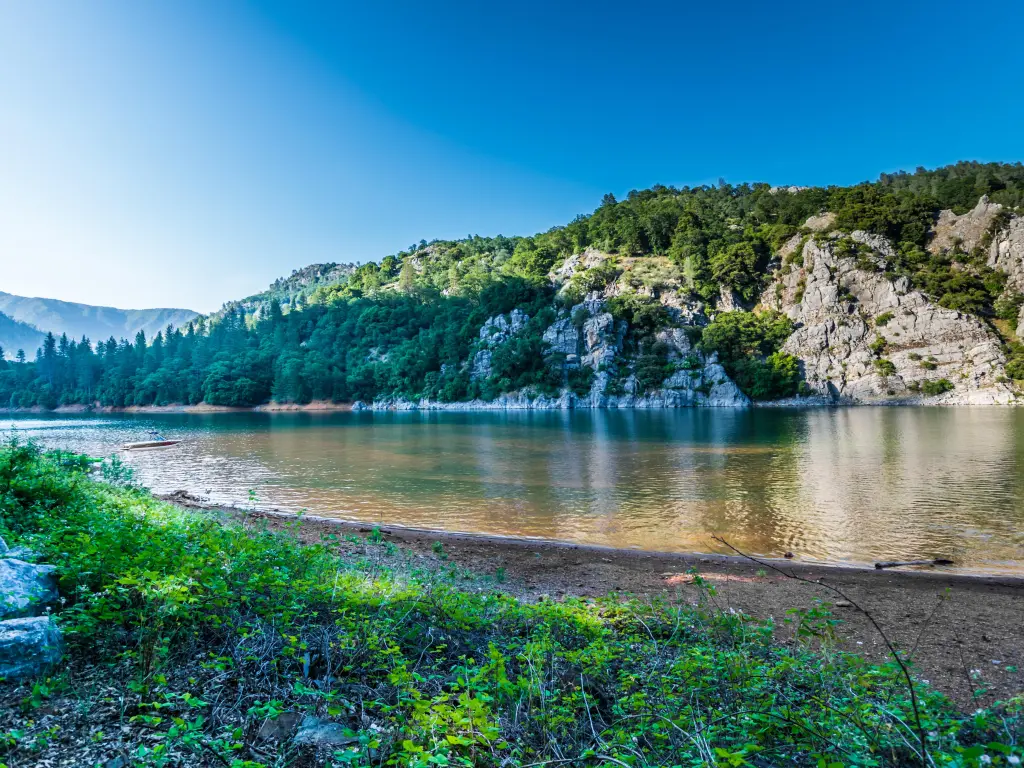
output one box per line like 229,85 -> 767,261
7,408 -> 1024,575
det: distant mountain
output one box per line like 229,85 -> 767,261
0,291 -> 200,348
0,311 -> 45,359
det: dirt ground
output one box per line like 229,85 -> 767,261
166,496 -> 1024,711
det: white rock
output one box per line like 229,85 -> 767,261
804,212 -> 836,232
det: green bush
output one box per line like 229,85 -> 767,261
700,311 -> 802,399
874,358 -> 897,376
920,378 -> 954,396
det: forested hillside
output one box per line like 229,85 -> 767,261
3,161 -> 1024,410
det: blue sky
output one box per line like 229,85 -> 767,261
1,1 -> 1022,312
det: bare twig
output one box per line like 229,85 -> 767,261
711,535 -> 930,768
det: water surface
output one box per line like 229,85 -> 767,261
4,408 -> 1023,575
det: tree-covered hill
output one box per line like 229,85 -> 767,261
3,161 -> 1024,410
209,261 -> 358,325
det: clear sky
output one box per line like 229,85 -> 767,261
2,1 -> 1022,312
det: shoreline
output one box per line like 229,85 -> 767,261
171,496 -> 1024,584
2,396 -> 1021,415
165,495 -> 1024,708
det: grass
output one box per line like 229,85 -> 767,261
0,440 -> 1021,767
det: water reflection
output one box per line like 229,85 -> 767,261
3,408 -> 1022,574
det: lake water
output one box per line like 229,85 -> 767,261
3,408 -> 1023,575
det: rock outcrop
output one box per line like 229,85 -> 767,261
357,197 -> 1024,410
360,295 -> 749,410
761,231 -> 1015,404
0,537 -> 64,680
931,195 -> 1024,296
293,716 -> 359,747
470,309 -> 530,381
0,617 -> 62,681
987,212 -> 1024,293
0,558 -> 59,619
929,196 -> 1004,255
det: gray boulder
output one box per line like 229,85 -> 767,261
0,617 -> 63,680
0,559 -> 59,619
293,716 -> 359,747
0,536 -> 7,555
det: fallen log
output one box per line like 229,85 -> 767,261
874,558 -> 954,570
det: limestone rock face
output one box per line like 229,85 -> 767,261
761,233 -> 1015,404
580,309 -> 621,370
987,213 -> 1024,292
0,616 -> 63,681
541,317 -> 579,356
930,197 -> 1024,297
930,196 -> 1004,255
0,559 -> 59,619
718,285 -> 748,312
470,309 -> 530,381
478,309 -> 529,344
550,248 -> 610,284
804,212 -> 836,232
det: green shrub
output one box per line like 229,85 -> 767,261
606,292 -> 670,336
700,311 -> 802,399
875,311 -> 895,326
995,292 -> 1024,321
920,378 -> 954,396
874,358 -> 897,376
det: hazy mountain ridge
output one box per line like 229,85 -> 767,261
0,312 -> 45,359
0,291 -> 199,354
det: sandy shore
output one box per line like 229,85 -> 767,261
160,494 -> 1024,710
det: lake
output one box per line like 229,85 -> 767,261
3,408 -> 1023,575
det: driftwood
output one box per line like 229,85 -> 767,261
873,558 -> 954,570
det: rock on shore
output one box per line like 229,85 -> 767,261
0,536 -> 63,680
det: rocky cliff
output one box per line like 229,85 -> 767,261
929,195 -> 1024,340
361,195 -> 1024,410
360,297 -> 748,411
760,230 -> 1015,404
